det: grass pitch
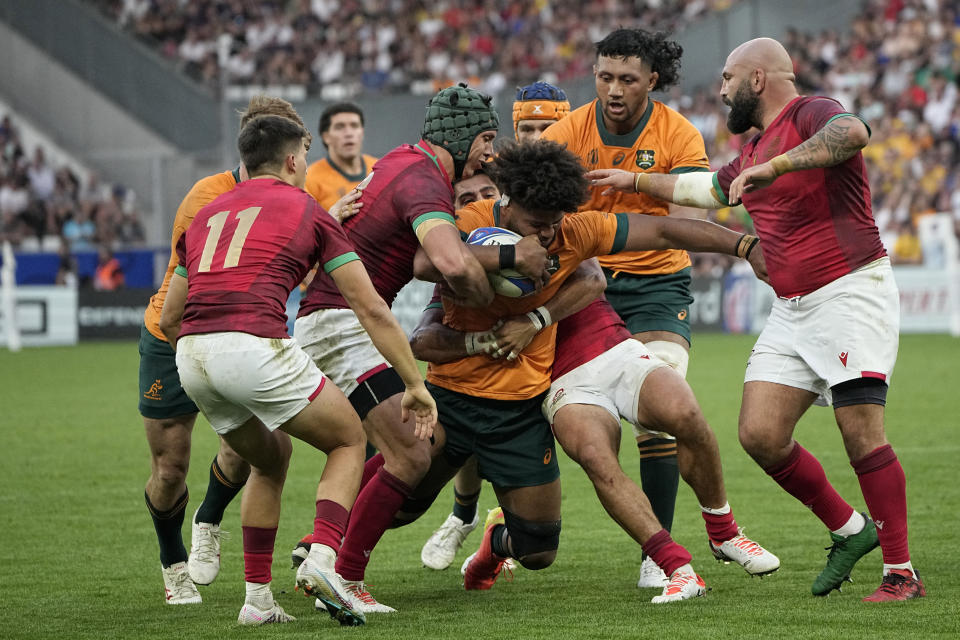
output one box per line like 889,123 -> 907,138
1,334 -> 958,639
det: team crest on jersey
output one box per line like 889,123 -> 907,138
635,149 -> 656,169
612,151 -> 626,166
144,379 -> 163,401
587,148 -> 599,166
552,387 -> 565,404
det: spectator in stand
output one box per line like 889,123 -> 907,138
94,245 -> 125,290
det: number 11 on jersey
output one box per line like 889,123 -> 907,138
198,206 -> 262,272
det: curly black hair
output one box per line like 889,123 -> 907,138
595,28 -> 683,91
485,140 -> 589,214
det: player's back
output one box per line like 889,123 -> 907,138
180,179 -> 353,339
143,169 -> 239,340
300,143 -> 455,314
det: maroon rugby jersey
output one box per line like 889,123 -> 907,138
177,179 -> 358,338
299,141 -> 456,315
552,297 -> 631,380
714,96 -> 885,298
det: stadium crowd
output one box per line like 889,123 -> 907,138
90,0 -> 739,95
0,113 -> 145,286
671,0 -> 960,273
10,0 -> 958,279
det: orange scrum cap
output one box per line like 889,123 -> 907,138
512,81 -> 570,137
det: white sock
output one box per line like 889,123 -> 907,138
245,581 -> 273,609
883,561 -> 915,578
308,542 -> 337,566
831,511 -> 865,537
700,502 -> 731,515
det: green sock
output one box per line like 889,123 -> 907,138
638,438 -> 679,553
146,489 -> 189,567
195,456 -> 244,525
452,488 -> 480,524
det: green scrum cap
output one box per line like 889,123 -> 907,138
421,83 -> 500,180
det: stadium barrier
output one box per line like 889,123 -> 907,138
1,266 -> 956,348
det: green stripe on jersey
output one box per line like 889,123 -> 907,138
174,265 -> 188,278
825,113 -> 871,137
611,213 -> 630,253
670,166 -> 711,174
323,252 -> 360,273
712,172 -> 730,207
412,211 -> 455,232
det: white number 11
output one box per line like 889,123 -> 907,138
197,206 -> 262,272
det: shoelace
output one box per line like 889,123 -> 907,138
193,526 -> 228,562
663,572 -> 697,595
168,569 -> 196,598
346,583 -> 379,605
875,572 -> 911,595
729,534 -> 765,556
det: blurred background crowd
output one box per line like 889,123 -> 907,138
3,0 -> 958,287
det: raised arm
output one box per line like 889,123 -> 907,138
158,271 -> 188,350
330,260 -> 437,439
728,115 -> 869,203
624,214 -> 768,284
414,233 -> 551,291
586,169 -> 726,210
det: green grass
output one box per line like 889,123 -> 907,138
2,335 -> 959,639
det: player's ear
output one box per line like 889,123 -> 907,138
285,152 -> 297,175
753,68 -> 765,92
648,70 -> 659,90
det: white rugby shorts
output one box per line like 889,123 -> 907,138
542,338 -> 671,436
294,308 -> 389,397
176,332 -> 326,435
745,257 -> 900,405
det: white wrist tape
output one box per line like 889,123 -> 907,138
672,172 -> 726,209
525,306 -> 552,331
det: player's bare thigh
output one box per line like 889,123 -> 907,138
739,381 -> 818,467
363,392 -> 445,485
633,366 -> 704,440
552,403 -> 621,470
494,479 -> 562,522
281,382 -> 366,454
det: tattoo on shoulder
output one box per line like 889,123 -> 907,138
787,118 -> 862,169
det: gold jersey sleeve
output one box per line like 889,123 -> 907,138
426,201 -> 623,400
304,154 -> 378,211
541,100 -> 710,276
142,170 -> 238,340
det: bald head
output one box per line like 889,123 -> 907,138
721,37 -> 798,131
726,38 -> 795,84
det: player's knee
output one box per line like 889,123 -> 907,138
737,419 -> 772,460
518,549 -> 557,570
503,508 -> 561,569
391,489 -> 443,528
571,441 -> 617,484
217,443 -> 250,481
152,460 -> 188,489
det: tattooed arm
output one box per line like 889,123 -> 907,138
727,115 -> 869,204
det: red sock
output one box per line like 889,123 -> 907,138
642,529 -> 692,576
852,444 -> 909,565
335,467 -> 410,581
764,442 -> 854,531
701,509 -> 739,543
313,499 -> 349,553
242,526 -> 277,583
361,453 -> 385,491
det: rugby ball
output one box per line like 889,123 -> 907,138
465,226 -> 537,297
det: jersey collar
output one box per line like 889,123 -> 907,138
594,98 -> 655,148
414,140 -> 452,184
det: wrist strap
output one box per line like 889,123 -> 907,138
633,172 -> 650,193
736,234 -> 759,259
525,305 -> 552,331
499,244 -> 516,270
770,153 -> 793,176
